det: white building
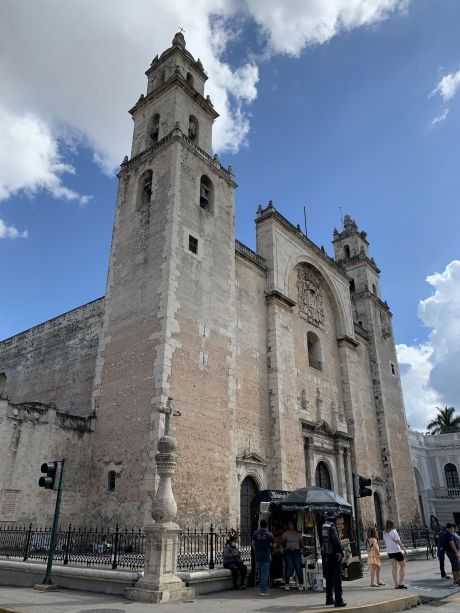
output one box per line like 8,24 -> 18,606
409,429 -> 460,525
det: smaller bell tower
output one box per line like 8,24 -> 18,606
332,215 -> 381,297
332,215 -> 419,523
130,31 -> 218,158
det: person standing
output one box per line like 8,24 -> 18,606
430,515 -> 442,548
366,527 -> 384,587
436,525 -> 451,580
223,532 -> 247,590
252,519 -> 274,596
322,511 -> 347,607
383,520 -> 408,589
282,520 -> 305,590
444,523 -> 460,585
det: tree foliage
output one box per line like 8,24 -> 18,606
426,406 -> 460,435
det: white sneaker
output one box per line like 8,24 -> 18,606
259,592 -> 268,596
284,585 -> 290,591
298,585 -> 305,591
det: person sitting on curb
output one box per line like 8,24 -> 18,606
223,530 -> 247,590
383,520 -> 408,589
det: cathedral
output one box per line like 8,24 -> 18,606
0,33 -> 419,531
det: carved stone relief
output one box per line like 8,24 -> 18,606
297,264 -> 325,328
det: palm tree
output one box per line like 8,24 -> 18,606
426,406 -> 460,434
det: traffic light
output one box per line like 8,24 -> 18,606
39,462 -> 57,490
358,476 -> 372,497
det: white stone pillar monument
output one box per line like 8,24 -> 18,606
126,399 -> 193,603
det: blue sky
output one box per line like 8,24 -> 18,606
1,0 -> 459,430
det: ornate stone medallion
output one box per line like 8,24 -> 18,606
297,264 -> 325,328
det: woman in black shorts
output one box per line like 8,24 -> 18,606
383,520 -> 408,588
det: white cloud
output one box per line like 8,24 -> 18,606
0,0 -> 409,200
245,0 -> 409,55
431,69 -> 460,102
396,343 -> 441,430
430,108 -> 449,126
429,68 -> 460,126
0,106 -> 89,204
397,260 -> 460,431
0,216 -> 27,239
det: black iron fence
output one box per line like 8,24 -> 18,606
0,524 -> 144,570
0,522 -> 431,572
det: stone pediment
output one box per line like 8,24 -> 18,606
236,451 -> 267,465
314,420 -> 336,436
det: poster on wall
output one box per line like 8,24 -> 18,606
0,489 -> 21,522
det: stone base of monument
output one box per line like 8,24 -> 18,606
125,577 -> 194,603
125,522 -> 194,603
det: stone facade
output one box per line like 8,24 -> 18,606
409,429 -> 460,525
0,33 -> 419,530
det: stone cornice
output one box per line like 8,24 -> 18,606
129,74 -> 218,120
337,335 -> 359,349
255,205 -> 350,281
352,289 -> 392,314
336,252 -> 381,274
118,125 -> 237,188
265,289 -> 296,310
301,420 -> 353,442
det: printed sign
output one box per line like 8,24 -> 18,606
0,489 -> 21,522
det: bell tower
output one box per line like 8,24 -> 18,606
89,34 -> 238,526
130,31 -> 217,158
333,215 -> 419,523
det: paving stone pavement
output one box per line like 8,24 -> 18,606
0,559 -> 459,613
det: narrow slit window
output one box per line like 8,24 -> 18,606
199,175 -> 213,212
108,471 -> 116,491
150,114 -> 160,144
188,235 -> 198,254
140,171 -> 153,207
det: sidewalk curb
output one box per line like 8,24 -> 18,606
296,594 -> 421,613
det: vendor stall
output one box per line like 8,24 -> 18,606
250,487 -> 361,590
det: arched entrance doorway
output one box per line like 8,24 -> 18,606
240,476 -> 258,534
315,461 -> 332,490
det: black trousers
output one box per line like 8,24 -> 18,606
325,554 -> 343,603
224,559 -> 248,588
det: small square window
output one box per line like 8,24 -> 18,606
188,235 -> 198,254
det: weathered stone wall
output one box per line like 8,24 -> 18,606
233,252 -> 270,503
87,140 -> 181,527
167,143 -> 237,526
0,299 -> 103,417
0,399 -> 93,526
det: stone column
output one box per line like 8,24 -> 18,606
344,447 -> 354,510
126,402 -> 193,603
305,435 -> 315,486
336,444 -> 345,497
